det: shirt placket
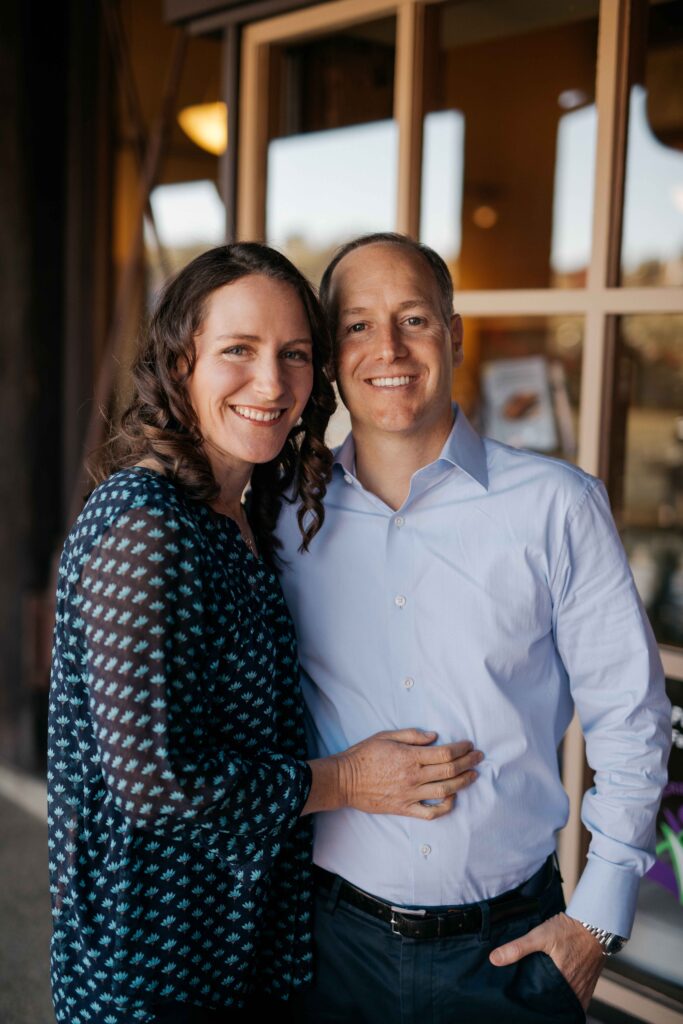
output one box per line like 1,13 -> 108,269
384,504 -> 439,905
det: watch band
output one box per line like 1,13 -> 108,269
580,921 -> 627,956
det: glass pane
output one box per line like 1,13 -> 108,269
145,181 -> 226,300
617,676 -> 683,995
612,316 -> 683,647
265,18 -> 397,285
621,0 -> 683,287
142,32 -> 226,303
456,316 -> 583,461
420,0 -> 598,289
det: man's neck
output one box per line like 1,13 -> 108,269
353,412 -> 455,510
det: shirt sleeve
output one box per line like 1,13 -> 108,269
551,478 -> 672,937
75,502 -> 312,872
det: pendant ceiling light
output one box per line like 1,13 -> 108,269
177,101 -> 228,156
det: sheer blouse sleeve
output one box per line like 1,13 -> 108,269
73,501 -> 311,870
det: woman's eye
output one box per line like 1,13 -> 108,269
283,349 -> 310,363
222,345 -> 247,356
347,322 -> 366,334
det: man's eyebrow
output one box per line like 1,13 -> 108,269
339,299 -> 431,317
338,307 -> 368,318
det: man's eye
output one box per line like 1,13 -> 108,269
405,316 -> 426,327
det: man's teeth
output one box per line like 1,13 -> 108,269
368,376 -> 414,388
233,406 -> 283,422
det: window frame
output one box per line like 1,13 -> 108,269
233,1 -> 683,1018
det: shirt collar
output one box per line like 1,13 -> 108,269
333,404 -> 488,491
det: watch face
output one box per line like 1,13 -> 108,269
604,934 -> 626,955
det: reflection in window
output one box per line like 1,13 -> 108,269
419,0 -> 598,289
266,119 -> 398,281
621,0 -> 683,286
420,111 -> 464,280
457,316 -> 583,462
144,181 -> 225,301
613,317 -> 683,648
265,17 -> 397,285
551,103 -> 597,284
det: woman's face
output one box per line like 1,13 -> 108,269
185,274 -> 314,477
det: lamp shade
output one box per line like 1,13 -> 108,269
177,102 -> 228,156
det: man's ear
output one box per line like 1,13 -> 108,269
450,313 -> 464,368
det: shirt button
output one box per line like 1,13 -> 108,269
403,677 -> 414,690
344,474 -> 353,485
394,594 -> 406,608
420,844 -> 432,857
394,516 -> 405,528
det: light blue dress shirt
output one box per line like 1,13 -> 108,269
276,407 -> 671,937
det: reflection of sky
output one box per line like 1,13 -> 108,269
622,84 -> 683,271
551,104 -> 596,273
420,111 -> 464,260
150,84 -> 683,275
146,181 -> 225,248
266,120 -> 398,248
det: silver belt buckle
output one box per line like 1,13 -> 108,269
389,905 -> 426,935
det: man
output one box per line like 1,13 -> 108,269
276,234 -> 671,1023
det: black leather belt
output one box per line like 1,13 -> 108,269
313,857 -> 555,940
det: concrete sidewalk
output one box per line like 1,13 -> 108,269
0,789 -> 54,1024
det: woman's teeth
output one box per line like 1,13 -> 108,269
232,406 -> 284,422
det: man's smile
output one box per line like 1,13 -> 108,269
366,375 -> 418,389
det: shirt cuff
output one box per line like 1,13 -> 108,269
565,854 -> 641,938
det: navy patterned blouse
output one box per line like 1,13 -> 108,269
47,468 -> 313,1023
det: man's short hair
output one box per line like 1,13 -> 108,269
318,232 -> 455,340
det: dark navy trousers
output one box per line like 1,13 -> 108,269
297,865 -> 586,1024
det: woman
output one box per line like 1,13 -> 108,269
48,243 -> 476,1024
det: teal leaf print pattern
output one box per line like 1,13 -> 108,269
48,469 -> 313,1023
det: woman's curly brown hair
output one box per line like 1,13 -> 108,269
92,243 -> 337,565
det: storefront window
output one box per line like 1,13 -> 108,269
419,0 -> 598,289
457,316 -> 583,461
621,0 -> 683,287
612,317 -> 683,648
265,18 -> 397,284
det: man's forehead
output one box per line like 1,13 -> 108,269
330,242 -> 437,302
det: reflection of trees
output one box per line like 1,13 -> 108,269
622,313 -> 683,408
279,236 -> 341,288
623,255 -> 683,288
145,243 -> 214,307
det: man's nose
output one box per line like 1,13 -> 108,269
253,355 -> 287,399
375,322 -> 407,363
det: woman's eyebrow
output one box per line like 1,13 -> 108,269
214,332 -> 312,344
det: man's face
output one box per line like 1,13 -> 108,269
329,243 -> 463,443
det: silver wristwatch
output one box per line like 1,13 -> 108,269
580,922 -> 627,956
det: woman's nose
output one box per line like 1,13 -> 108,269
253,356 -> 287,399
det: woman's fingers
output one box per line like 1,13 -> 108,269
410,795 -> 456,819
417,739 -> 475,764
379,728 -> 438,745
419,749 -> 483,784
415,770 -> 479,803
